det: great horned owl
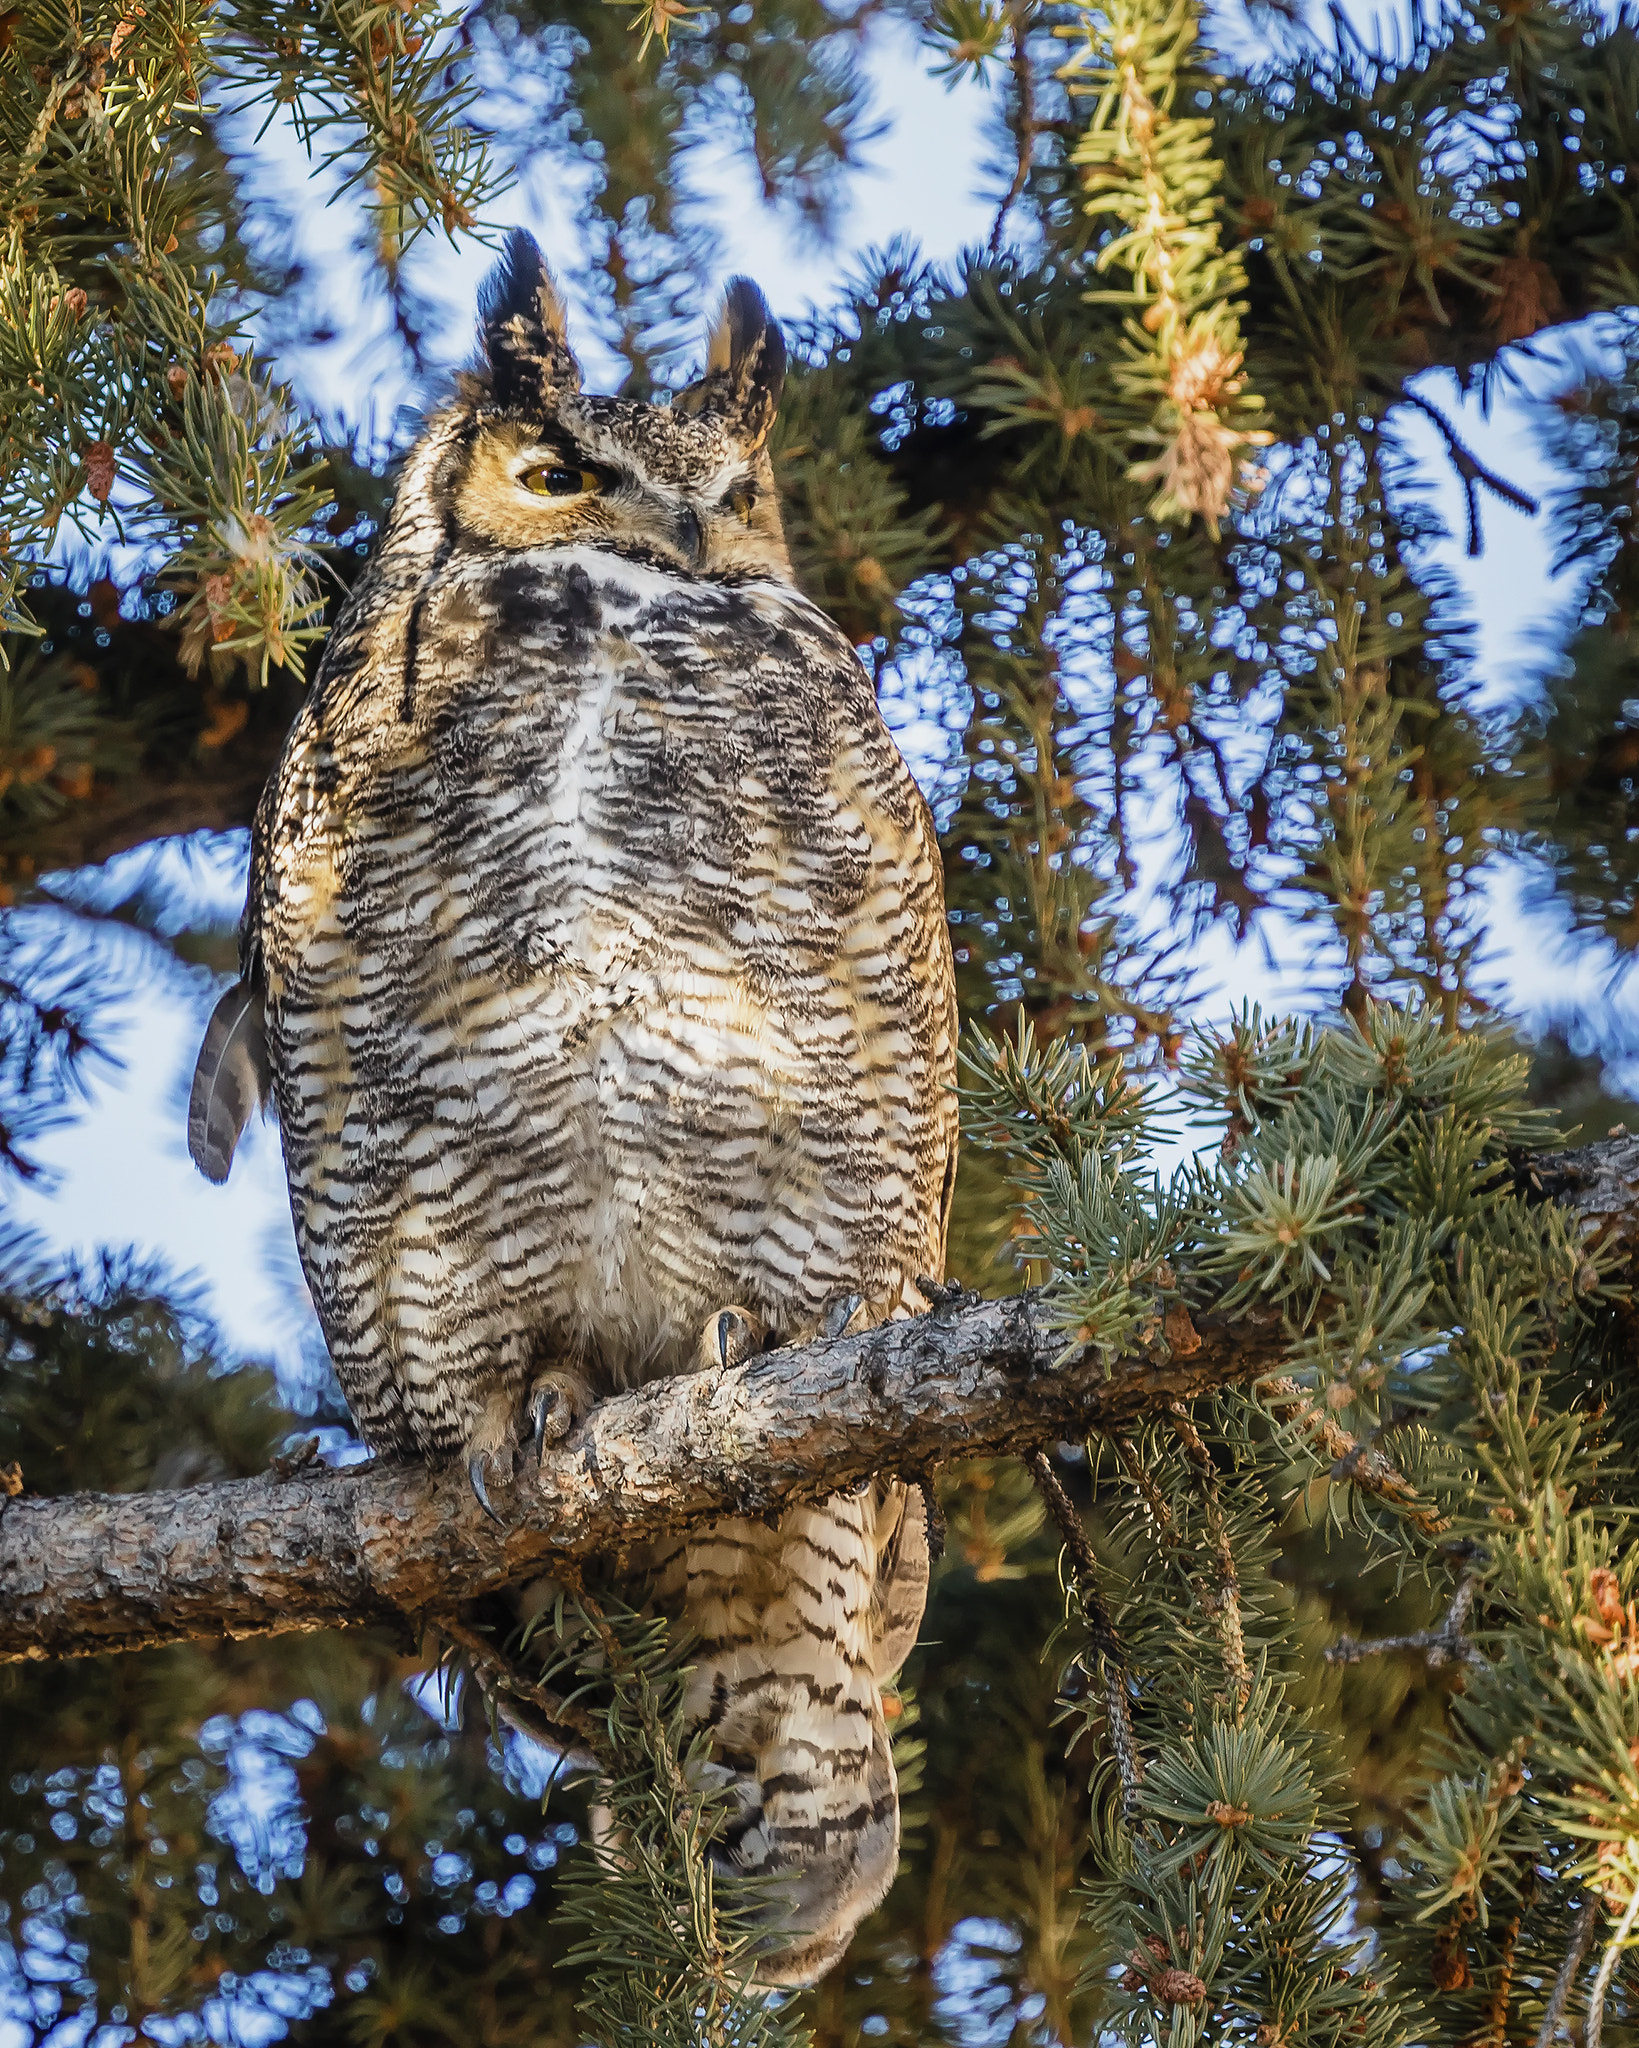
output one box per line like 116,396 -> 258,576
188,230 -> 959,1983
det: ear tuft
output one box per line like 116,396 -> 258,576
677,277 -> 786,450
477,230 -> 582,411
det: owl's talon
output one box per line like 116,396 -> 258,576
528,1369 -> 592,1460
469,1452 -> 506,1525
465,1385 -> 521,1522
821,1292 -> 865,1342
700,1306 -> 768,1372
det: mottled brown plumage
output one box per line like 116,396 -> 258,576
189,230 -> 959,1982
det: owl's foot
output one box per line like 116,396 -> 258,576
698,1305 -> 769,1372
819,1291 -> 869,1341
466,1387 -> 521,1524
465,1369 -> 595,1520
528,1367 -> 594,1460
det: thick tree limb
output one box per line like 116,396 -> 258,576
1534,1129 -> 1639,1257
0,1291 -> 1283,1666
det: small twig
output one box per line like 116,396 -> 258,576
1167,1404 -> 1252,1708
1535,1897 -> 1600,2048
1403,390 -> 1539,558
1587,1885 -> 1639,2048
1326,1571 -> 1485,1670
271,1434 -> 320,1481
1026,1447 -> 1145,1807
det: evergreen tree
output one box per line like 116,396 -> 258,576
9,0 -> 1639,2042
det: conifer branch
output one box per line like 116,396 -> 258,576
1059,0 -> 1271,530
1257,1374 -> 1448,1537
429,1609 -> 604,1768
1026,1446 -> 1145,1804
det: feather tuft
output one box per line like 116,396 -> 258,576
676,276 -> 785,449
187,983 -> 272,1184
477,229 -> 581,411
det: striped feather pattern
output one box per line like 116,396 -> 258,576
242,388 -> 958,1983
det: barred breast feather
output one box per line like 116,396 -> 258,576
254,540 -> 956,1454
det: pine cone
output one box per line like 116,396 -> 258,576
1154,1968 -> 1207,2006
82,441 -> 115,504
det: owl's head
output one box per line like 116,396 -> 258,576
446,231 -> 791,582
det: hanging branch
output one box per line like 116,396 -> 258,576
1027,1446 -> 1146,1805
1535,1897 -> 1600,2048
1059,0 -> 1270,530
1166,1399 -> 1252,1705
989,0 -> 1044,254
1586,1886 -> 1639,2048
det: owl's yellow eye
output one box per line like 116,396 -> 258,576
520,464 -> 601,498
724,482 -> 758,524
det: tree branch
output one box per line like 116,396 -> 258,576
0,1290 -> 1283,1666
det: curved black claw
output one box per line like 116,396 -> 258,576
528,1371 -> 589,1460
715,1309 -> 764,1370
469,1453 -> 505,1526
530,1384 -> 564,1462
822,1292 -> 865,1341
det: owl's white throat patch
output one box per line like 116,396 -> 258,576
529,544 -> 816,626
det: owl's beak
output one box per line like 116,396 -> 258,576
672,501 -> 707,571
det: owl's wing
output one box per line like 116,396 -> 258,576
870,1479 -> 930,1679
185,686 -> 324,1183
185,732 -> 287,1183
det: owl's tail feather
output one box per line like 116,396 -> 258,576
187,982 -> 272,1184
679,1490 -> 920,1988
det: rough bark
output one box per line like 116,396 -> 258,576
1533,1129 -> 1639,1256
0,1290 -> 1282,1666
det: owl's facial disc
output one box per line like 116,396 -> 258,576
453,418 -> 791,582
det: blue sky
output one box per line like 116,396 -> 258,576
10,11 -> 1629,1382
